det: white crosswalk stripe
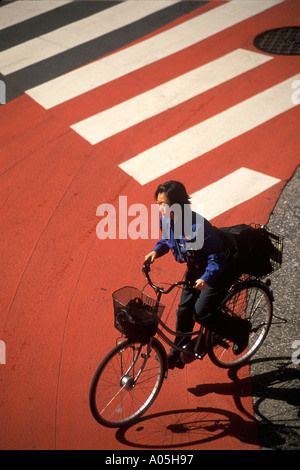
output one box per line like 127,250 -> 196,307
71,49 -> 272,144
119,75 -> 299,185
0,0 -> 73,30
191,168 -> 281,220
0,0 -> 180,75
25,0 -> 282,109
2,0 -> 297,222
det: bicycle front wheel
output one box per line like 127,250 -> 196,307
208,280 -> 273,368
89,338 -> 167,428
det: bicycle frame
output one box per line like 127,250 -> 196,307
120,342 -> 148,389
142,261 -> 209,361
90,260 -> 275,428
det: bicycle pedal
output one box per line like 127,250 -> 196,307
217,339 -> 230,349
195,349 -> 208,360
180,353 -> 196,364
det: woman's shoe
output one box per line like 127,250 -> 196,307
167,352 -> 185,370
232,320 -> 252,355
180,336 -> 208,363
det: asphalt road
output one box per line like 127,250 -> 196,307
250,165 -> 300,450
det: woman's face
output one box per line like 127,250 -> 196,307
156,192 -> 171,218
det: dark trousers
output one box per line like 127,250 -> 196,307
172,258 -> 242,353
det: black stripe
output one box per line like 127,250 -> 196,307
0,1 -> 121,51
3,1 -> 208,104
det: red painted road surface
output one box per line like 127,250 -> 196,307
0,0 -> 299,450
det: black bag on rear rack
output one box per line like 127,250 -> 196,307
215,224 -> 277,277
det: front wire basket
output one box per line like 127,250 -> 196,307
112,286 -> 165,334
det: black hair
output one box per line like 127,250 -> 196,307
155,181 -> 191,208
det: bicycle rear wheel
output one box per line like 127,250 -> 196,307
89,338 -> 167,427
208,280 -> 273,368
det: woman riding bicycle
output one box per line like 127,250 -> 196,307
145,180 -> 251,370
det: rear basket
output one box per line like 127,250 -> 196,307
251,223 -> 284,273
267,229 -> 284,272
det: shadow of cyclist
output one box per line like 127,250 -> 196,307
115,356 -> 299,449
188,356 -> 300,449
115,405 -> 259,449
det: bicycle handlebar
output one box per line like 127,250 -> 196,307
142,259 -> 185,295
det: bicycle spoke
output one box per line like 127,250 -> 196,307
90,340 -> 165,427
99,383 -> 127,416
209,281 -> 272,368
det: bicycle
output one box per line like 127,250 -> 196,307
89,225 -> 283,428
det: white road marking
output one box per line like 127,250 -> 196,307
26,0 -> 282,109
71,49 -> 272,144
119,75 -> 299,185
191,168 -> 281,220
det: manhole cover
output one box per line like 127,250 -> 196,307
254,27 -> 300,55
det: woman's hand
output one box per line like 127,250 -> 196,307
194,279 -> 208,291
145,251 -> 157,264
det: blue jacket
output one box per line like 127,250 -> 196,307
152,211 -> 227,286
